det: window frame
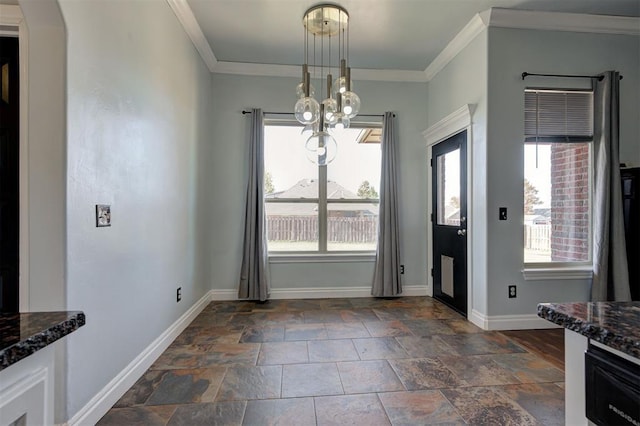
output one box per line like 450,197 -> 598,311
522,88 -> 594,276
264,115 -> 382,257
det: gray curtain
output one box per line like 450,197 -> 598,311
372,112 -> 402,297
591,71 -> 630,301
238,108 -> 270,301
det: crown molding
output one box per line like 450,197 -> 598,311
213,61 -> 428,82
424,12 -> 488,82
423,8 -> 639,82
488,7 -> 640,36
352,68 -> 428,83
166,0 -> 217,72
213,61 -> 300,78
166,0 -> 640,82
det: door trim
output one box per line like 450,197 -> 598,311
424,104 -> 473,319
0,5 -> 29,312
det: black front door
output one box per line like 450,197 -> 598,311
0,37 -> 19,313
432,131 -> 467,316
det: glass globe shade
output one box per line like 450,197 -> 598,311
332,114 -> 350,130
322,98 -> 338,125
294,97 -> 320,125
342,91 -> 361,118
332,76 -> 352,97
300,124 -> 315,139
295,81 -> 316,99
305,130 -> 337,166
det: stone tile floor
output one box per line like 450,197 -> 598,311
98,297 -> 564,425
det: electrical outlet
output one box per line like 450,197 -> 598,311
508,285 -> 517,298
177,287 -> 182,302
400,265 -> 405,275
499,207 -> 508,221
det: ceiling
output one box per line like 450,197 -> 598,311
186,0 -> 640,72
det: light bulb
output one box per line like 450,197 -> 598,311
294,97 -> 320,125
332,76 -> 352,97
321,98 -> 338,125
342,91 -> 361,118
332,114 -> 350,130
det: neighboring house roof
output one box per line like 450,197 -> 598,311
265,179 -> 377,216
266,179 -> 359,200
532,208 -> 551,218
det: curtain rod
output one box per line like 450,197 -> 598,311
241,110 -> 394,118
522,72 -> 623,81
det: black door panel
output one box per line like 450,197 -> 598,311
432,131 -> 467,316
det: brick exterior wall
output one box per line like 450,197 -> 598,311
550,144 -> 590,261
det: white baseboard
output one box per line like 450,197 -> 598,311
66,290 -> 213,426
469,309 -> 561,331
211,285 -> 429,301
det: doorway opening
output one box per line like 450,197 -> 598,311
0,36 -> 19,313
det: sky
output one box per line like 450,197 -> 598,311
264,125 -> 382,194
524,144 -> 552,208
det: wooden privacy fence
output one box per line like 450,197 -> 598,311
267,216 -> 378,243
524,224 -> 551,252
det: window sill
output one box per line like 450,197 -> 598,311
522,266 -> 593,281
268,253 -> 376,264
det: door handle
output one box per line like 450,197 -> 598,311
457,229 -> 466,236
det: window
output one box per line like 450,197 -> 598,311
264,120 -> 382,253
523,89 -> 593,265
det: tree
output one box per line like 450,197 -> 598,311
264,171 -> 275,194
524,178 -> 542,214
357,180 -> 379,199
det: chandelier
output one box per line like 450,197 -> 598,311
295,4 -> 361,165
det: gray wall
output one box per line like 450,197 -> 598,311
484,27 -> 640,316
58,0 -> 213,418
427,30 -> 489,317
209,74 -> 428,293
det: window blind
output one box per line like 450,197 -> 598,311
524,90 -> 593,142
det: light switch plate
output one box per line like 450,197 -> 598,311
96,204 -> 111,227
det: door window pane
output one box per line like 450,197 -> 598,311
436,148 -> 460,226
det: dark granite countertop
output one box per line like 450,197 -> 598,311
0,311 -> 85,371
538,301 -> 640,359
